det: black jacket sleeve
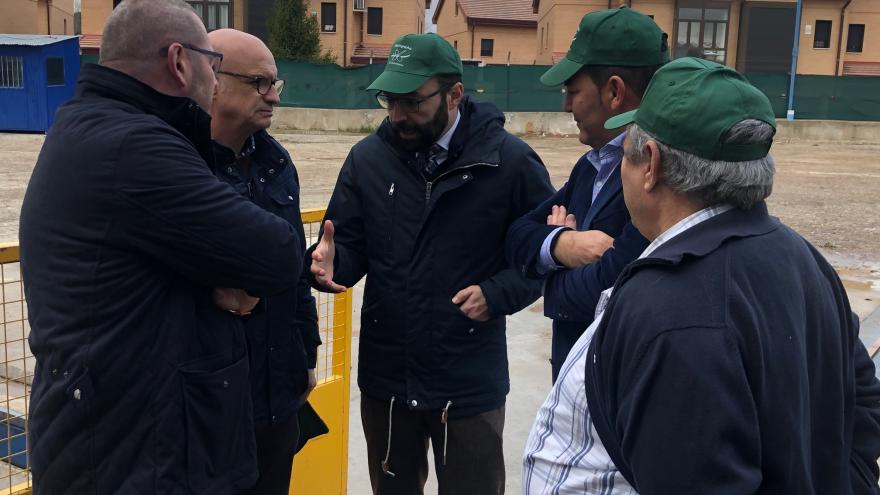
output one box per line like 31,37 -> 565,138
542,223 -> 648,321
115,125 -> 302,296
505,184 -> 571,279
306,149 -> 370,291
480,138 -> 554,317
289,167 -> 321,369
850,311 -> 880,494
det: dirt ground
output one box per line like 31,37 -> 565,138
1,130 -> 878,306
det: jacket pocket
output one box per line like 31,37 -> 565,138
181,355 -> 256,494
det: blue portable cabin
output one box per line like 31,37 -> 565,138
0,34 -> 80,132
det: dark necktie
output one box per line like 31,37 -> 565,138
423,143 -> 444,177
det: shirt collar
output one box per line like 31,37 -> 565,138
640,204 -> 735,259
586,131 -> 625,173
435,109 -> 461,152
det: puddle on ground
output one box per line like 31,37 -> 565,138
837,266 -> 880,321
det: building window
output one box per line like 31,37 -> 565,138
847,24 -> 865,53
0,56 -> 24,89
481,38 -> 494,57
187,0 -> 232,31
675,0 -> 729,64
367,7 -> 383,35
813,20 -> 832,48
113,0 -> 122,7
321,2 -> 336,32
455,3 -> 458,16
46,57 -> 65,86
454,40 -> 458,50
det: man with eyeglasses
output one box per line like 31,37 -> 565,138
20,1 -> 304,494
308,33 -> 554,494
207,28 -> 320,495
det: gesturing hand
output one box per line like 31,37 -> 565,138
547,205 -> 577,229
310,220 -> 347,293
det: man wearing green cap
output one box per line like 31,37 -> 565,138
307,33 -> 553,494
507,6 -> 667,381
524,57 -> 880,493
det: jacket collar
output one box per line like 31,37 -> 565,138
641,201 -> 780,266
213,130 -> 290,181
376,96 -> 507,169
76,63 -> 215,169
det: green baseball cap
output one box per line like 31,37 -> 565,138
604,57 -> 776,162
540,7 -> 669,86
366,33 -> 463,94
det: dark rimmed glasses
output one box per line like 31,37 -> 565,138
217,71 -> 285,96
159,42 -> 224,73
376,88 -> 443,113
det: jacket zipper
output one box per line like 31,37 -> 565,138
424,162 -> 498,203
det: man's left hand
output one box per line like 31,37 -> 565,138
452,285 -> 491,322
302,368 -> 317,402
213,288 -> 260,315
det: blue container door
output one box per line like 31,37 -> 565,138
0,48 -> 44,131
43,41 -> 79,130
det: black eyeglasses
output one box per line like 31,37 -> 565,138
217,71 -> 285,96
376,88 -> 443,113
159,42 -> 224,73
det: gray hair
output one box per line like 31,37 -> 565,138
100,0 -> 204,72
624,120 -> 776,209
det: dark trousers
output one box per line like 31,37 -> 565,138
551,325 -> 584,382
361,395 -> 505,495
243,413 -> 301,495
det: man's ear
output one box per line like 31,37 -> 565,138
643,139 -> 662,193
447,81 -> 464,110
605,75 -> 627,114
164,43 -> 188,88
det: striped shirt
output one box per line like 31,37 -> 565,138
522,204 -> 734,495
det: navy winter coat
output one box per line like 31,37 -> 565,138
214,131 -> 321,427
586,203 -> 880,494
20,64 -> 302,494
308,97 -> 554,418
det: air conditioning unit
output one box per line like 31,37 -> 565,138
353,0 -> 365,11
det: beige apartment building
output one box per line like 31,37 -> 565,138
307,0 -> 427,65
533,0 -> 879,76
432,0 -> 538,64
77,0 -> 247,55
0,0 -> 75,36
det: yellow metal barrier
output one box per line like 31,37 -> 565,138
0,209 -> 351,495
291,209 -> 352,495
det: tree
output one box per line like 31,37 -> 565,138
267,0 -> 335,64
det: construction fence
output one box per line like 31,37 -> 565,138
77,56 -> 880,120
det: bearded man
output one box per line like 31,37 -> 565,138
307,33 -> 554,495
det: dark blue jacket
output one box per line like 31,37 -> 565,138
20,65 -> 303,494
506,154 -> 647,376
214,131 -> 320,427
586,203 -> 880,494
307,97 -> 554,418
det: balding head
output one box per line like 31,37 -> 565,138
208,29 -> 275,74
100,0 -> 206,72
208,29 -> 281,152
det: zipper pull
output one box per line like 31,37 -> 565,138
389,182 -> 395,196
425,182 -> 433,202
